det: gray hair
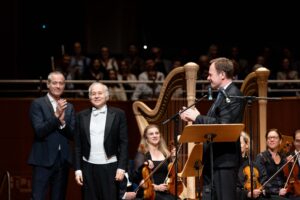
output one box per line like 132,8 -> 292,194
47,71 -> 65,84
88,82 -> 109,100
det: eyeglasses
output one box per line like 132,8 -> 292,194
267,136 -> 279,140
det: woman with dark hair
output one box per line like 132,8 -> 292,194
255,129 -> 289,200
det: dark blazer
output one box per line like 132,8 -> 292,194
196,83 -> 245,168
74,106 -> 128,171
27,95 -> 75,167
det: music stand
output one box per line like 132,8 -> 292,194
179,123 -> 244,200
179,143 -> 203,178
178,143 -> 203,200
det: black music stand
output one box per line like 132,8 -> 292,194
179,123 -> 244,200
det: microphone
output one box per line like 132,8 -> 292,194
162,94 -> 207,125
208,86 -> 213,100
220,88 -> 231,103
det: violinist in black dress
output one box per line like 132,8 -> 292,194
255,129 -> 289,200
131,124 -> 178,200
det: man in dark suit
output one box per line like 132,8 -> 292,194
74,82 -> 128,200
180,57 -> 245,200
28,71 -> 76,200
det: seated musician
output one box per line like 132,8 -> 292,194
255,128 -> 289,200
131,124 -> 178,200
237,131 -> 263,200
284,129 -> 300,200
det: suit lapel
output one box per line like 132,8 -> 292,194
43,95 -> 55,114
83,109 -> 92,144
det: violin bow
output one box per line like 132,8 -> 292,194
164,143 -> 183,183
135,155 -> 171,193
260,151 -> 300,190
284,152 -> 299,189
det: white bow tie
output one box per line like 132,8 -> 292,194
92,107 -> 106,116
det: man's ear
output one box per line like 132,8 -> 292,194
221,71 -> 226,80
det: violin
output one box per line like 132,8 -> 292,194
163,142 -> 187,197
283,154 -> 300,196
165,160 -> 184,197
243,165 -> 262,191
141,163 -> 155,200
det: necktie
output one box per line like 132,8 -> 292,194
92,107 -> 106,116
207,91 -> 222,115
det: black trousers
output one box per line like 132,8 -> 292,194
202,168 -> 237,200
82,161 -> 118,200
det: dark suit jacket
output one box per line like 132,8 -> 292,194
27,95 -> 76,167
74,106 -> 128,171
196,83 -> 245,168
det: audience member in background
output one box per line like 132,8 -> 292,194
229,46 -> 250,80
83,57 -> 108,81
118,59 -> 138,100
169,58 -> 184,99
28,71 -> 75,200
74,82 -> 128,200
207,43 -> 220,61
276,57 -> 299,96
55,54 -> 74,92
69,41 -> 91,97
150,46 -> 172,76
55,54 -> 72,78
197,55 -> 210,96
131,58 -> 165,100
107,69 -> 127,101
69,41 -> 91,81
99,46 -> 119,71
124,44 -> 145,77
252,56 -> 266,72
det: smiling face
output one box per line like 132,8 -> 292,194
266,130 -> 281,151
89,83 -> 109,109
144,126 -> 161,147
47,72 -> 65,100
207,63 -> 224,90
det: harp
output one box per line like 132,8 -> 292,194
132,62 -> 199,135
132,62 -> 199,198
240,67 -> 270,154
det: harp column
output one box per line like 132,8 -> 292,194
184,62 -> 199,199
255,67 -> 270,152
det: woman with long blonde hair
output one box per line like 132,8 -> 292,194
132,124 -> 177,200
